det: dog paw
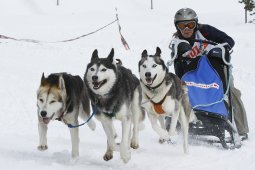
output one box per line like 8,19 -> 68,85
159,138 -> 166,144
71,152 -> 79,159
37,145 -> 48,151
130,142 -> 139,149
159,131 -> 170,143
70,156 -> 79,164
168,135 -> 178,144
120,150 -> 131,163
103,151 -> 113,161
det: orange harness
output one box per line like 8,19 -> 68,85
146,94 -> 167,115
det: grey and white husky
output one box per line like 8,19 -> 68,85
84,49 -> 145,163
139,47 -> 195,153
36,72 -> 96,158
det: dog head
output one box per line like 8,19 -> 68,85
139,47 -> 167,87
84,48 -> 118,96
37,73 -> 66,124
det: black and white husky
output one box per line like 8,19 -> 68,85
139,47 -> 195,153
36,73 -> 96,158
84,49 -> 145,163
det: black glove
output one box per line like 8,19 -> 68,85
177,42 -> 192,56
208,45 -> 231,62
207,48 -> 222,59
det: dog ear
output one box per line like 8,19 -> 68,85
107,48 -> 114,63
155,47 -> 161,56
40,72 -> 47,86
141,50 -> 148,58
58,75 -> 66,91
91,49 -> 99,62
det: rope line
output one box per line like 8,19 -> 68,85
0,19 -> 117,43
0,10 -> 130,50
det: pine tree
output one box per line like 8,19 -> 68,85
239,0 -> 255,23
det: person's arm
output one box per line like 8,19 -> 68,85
199,24 -> 235,49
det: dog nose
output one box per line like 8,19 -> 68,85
41,111 -> 47,117
92,76 -> 98,81
145,72 -> 151,78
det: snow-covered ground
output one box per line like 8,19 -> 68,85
0,0 -> 255,169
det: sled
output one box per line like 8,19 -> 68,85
167,39 -> 242,149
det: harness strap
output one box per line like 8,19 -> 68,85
67,105 -> 97,128
146,94 -> 167,114
102,106 -> 117,118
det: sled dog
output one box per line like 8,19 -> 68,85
37,72 -> 96,158
84,49 -> 145,163
139,47 -> 195,153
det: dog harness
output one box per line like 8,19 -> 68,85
146,94 -> 167,114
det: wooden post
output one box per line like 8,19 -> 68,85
151,0 -> 153,10
57,0 -> 59,6
245,9 -> 247,23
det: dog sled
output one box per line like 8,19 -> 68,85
167,39 -> 242,149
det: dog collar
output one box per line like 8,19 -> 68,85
145,78 -> 165,91
102,105 -> 118,118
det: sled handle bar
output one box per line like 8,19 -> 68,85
190,39 -> 218,46
168,39 -> 232,66
193,39 -> 232,66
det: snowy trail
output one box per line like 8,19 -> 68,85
0,0 -> 255,170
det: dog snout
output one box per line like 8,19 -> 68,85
92,75 -> 98,81
145,72 -> 151,78
40,111 -> 47,117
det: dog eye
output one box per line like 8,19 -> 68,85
39,99 -> 44,103
142,65 -> 146,68
50,101 -> 56,104
90,68 -> 95,71
101,68 -> 107,72
152,64 -> 157,68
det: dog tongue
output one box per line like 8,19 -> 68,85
43,118 -> 50,124
146,79 -> 153,85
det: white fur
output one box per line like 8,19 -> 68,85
86,64 -> 117,96
139,56 -> 192,154
37,75 -> 96,158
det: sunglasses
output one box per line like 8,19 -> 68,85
177,21 -> 196,30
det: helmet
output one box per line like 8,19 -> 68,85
174,8 -> 198,24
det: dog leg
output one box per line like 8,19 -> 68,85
158,116 -> 165,130
79,103 -> 96,131
82,112 -> 96,131
38,121 -> 48,151
179,109 -> 189,154
147,113 -> 170,143
69,126 -> 79,158
120,118 -> 132,163
167,111 -> 179,144
130,103 -> 142,149
101,118 -> 118,161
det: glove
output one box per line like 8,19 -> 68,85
208,44 -> 231,62
207,48 -> 222,59
177,42 -> 192,57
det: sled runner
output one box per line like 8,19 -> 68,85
167,39 -> 242,149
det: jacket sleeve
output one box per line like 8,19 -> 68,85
199,24 -> 235,49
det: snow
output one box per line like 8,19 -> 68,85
0,0 -> 255,169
